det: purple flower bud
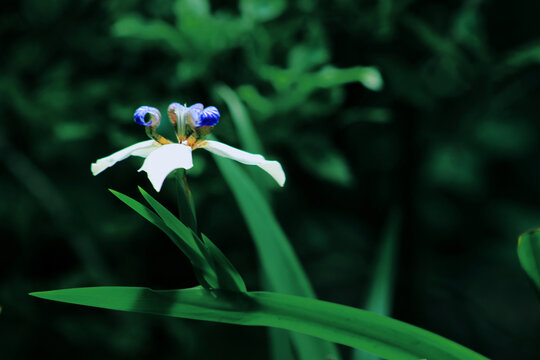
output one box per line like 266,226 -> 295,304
134,106 -> 161,127
197,106 -> 220,127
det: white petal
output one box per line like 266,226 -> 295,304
138,144 -> 194,192
202,140 -> 286,187
91,140 -> 158,176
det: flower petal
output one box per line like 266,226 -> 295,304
91,140 -> 158,176
138,144 -> 194,192
168,102 -> 187,129
202,140 -> 286,187
190,103 -> 204,111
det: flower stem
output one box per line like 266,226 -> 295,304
176,169 -> 199,237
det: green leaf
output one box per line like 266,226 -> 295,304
354,210 -> 401,360
268,328 -> 295,360
517,229 -> 540,292
239,0 -> 287,22
175,170 -> 199,233
364,210 -> 400,317
109,189 -> 172,237
298,66 -> 384,92
401,14 -> 463,61
214,85 -> 276,195
112,15 -> 184,53
213,158 -> 314,297
109,188 -> 198,261
207,87 -> 297,357
109,189 -> 218,289
202,234 -> 247,293
30,286 -> 489,360
137,187 -> 246,293
214,84 -> 263,154
138,186 -> 198,250
213,156 -> 341,359
294,135 -> 354,186
501,41 -> 540,76
261,274 -> 295,360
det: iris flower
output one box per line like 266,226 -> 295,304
91,103 -> 285,191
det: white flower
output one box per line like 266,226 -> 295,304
91,103 -> 285,192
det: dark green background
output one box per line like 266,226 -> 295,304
2,0 -> 540,359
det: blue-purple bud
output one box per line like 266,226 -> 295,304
134,106 -> 161,127
196,106 -> 220,127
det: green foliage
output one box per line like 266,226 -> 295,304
30,286 -> 488,360
239,0 -> 286,22
35,182 -> 485,359
111,187 -> 246,293
4,0 -> 540,358
518,229 -> 540,293
214,84 -> 263,154
213,89 -> 334,359
213,153 -> 341,359
213,156 -> 314,297
354,211 -> 400,360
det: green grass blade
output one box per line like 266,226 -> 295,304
517,228 -> 540,292
138,186 -> 199,251
298,66 -> 384,92
215,84 -> 263,154
201,234 -> 247,293
213,157 -> 314,296
138,186 -> 246,293
214,87 -> 272,198
213,157 -> 341,359
268,328 -> 295,360
175,170 -> 199,236
110,189 -> 172,237
110,188 -> 198,259
30,287 -> 489,360
109,189 -> 218,289
214,87 -> 318,358
354,210 -> 401,360
263,273 -> 295,360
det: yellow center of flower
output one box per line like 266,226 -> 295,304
182,136 -> 207,150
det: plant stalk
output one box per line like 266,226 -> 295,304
176,169 -> 199,237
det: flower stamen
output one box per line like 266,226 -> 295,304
168,103 -> 188,142
186,135 -> 197,148
149,131 -> 173,145
192,140 -> 208,150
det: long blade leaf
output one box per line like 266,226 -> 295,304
110,189 -> 176,241
213,157 -> 314,297
110,188 -> 198,260
213,156 -> 342,359
354,210 -> 401,360
109,188 -> 218,289
518,228 -> 540,292
215,84 -> 263,154
138,187 -> 245,293
202,234 -> 247,293
30,286 -> 489,360
213,88 -> 296,359
138,186 -> 198,251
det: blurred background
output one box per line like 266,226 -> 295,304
2,0 -> 540,359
